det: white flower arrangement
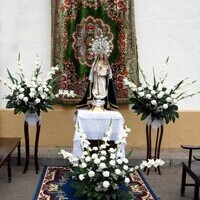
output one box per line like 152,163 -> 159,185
123,58 -> 200,124
55,89 -> 76,99
60,123 -> 136,200
0,54 -> 59,115
140,159 -> 165,170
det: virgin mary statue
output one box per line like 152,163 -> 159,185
77,53 -> 118,110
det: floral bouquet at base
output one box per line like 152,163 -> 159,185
0,54 -> 59,115
60,123 -> 136,200
123,58 -> 200,125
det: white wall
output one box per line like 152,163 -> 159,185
134,0 -> 200,109
0,0 -> 51,107
0,0 -> 200,109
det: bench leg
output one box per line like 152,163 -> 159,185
18,140 -> 21,166
7,154 -> 11,183
194,183 -> 199,200
181,164 -> 186,196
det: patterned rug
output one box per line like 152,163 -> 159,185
33,166 -> 158,200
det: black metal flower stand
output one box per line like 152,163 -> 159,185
23,114 -> 41,174
144,123 -> 164,175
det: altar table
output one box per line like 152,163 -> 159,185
73,109 -> 126,157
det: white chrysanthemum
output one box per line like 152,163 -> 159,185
88,171 -> 95,178
123,165 -> 129,171
103,181 -> 110,188
79,174 -> 84,181
102,171 -> 110,177
163,104 -> 168,109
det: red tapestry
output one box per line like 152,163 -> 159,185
51,0 -> 138,103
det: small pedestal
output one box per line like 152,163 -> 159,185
23,113 -> 41,174
144,123 -> 164,175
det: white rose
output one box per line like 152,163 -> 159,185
151,100 -> 157,106
44,87 -> 49,92
92,146 -> 98,151
38,87 -> 43,92
41,94 -> 46,99
19,88 -> 24,93
94,158 -> 100,164
30,87 -> 36,92
29,92 -> 35,98
123,165 -> 129,171
109,148 -> 115,153
163,104 -> 168,109
110,153 -> 115,159
88,171 -> 95,178
23,97 -> 28,103
109,160 -> 116,166
100,144 -> 106,149
115,169 -> 121,175
80,162 -> 87,168
117,159 -> 123,165
18,93 -> 24,100
100,156 -> 106,161
173,99 -> 178,104
148,85 -> 153,90
35,98 -> 41,104
166,97 -> 172,102
124,177 -> 130,184
102,171 -> 110,177
165,89 -> 170,95
157,93 -> 163,99
151,90 -> 156,95
91,153 -> 98,159
123,158 -> 129,164
99,163 -> 107,169
103,181 -> 110,188
146,94 -> 151,99
138,92 -> 144,97
79,174 -> 85,181
101,150 -> 107,156
85,156 -> 91,162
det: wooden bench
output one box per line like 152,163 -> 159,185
180,145 -> 200,200
0,137 -> 21,182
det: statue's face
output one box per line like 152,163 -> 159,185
99,54 -> 104,60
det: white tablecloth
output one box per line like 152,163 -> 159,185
73,109 -> 126,157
